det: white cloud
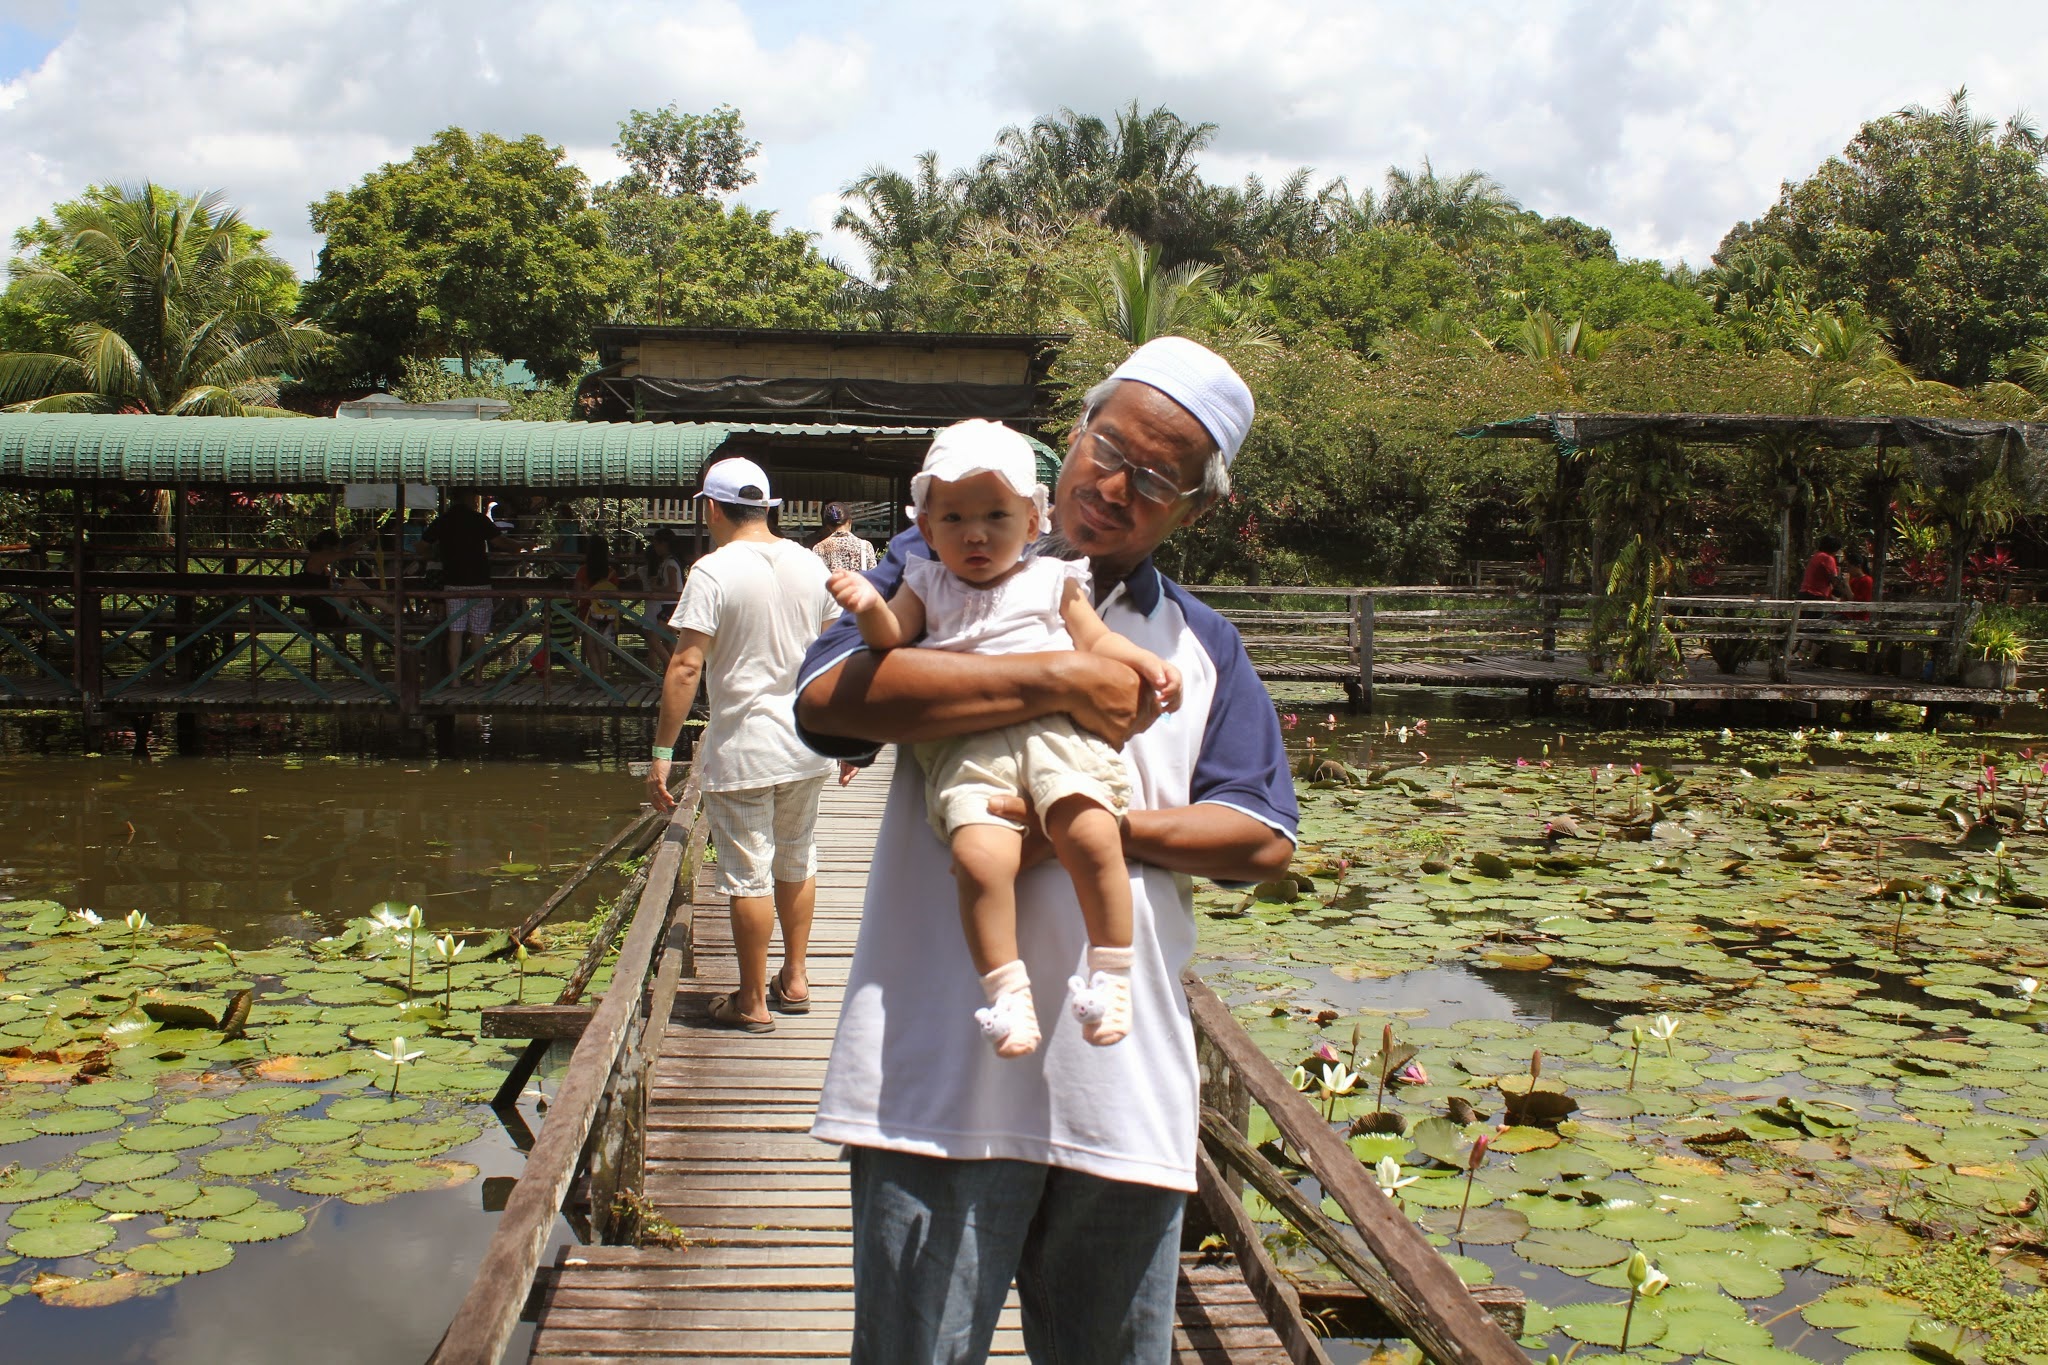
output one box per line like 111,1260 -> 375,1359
0,0 -> 871,272
1,0 -> 2045,283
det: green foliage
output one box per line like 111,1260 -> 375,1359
392,356 -> 575,423
1720,88 -> 2048,386
304,128 -> 616,385
595,105 -> 843,330
0,184 -> 325,415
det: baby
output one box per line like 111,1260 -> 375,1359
827,419 -> 1180,1057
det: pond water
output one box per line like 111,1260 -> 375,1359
1197,699 -> 2048,1364
0,713 -> 647,1362
6,698 -> 2048,1363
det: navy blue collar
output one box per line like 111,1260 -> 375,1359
1098,556 -> 1163,617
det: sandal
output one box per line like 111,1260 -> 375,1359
707,992 -> 775,1033
767,971 -> 812,1015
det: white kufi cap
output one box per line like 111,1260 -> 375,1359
908,419 -> 1050,535
1107,336 -> 1254,465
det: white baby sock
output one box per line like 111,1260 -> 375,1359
975,960 -> 1040,1058
1069,945 -> 1134,1047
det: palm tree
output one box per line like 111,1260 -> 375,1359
834,152 -> 970,282
1067,234 -> 1214,343
1379,161 -> 1519,251
1,185 -> 325,415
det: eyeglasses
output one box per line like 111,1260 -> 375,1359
1078,427 -> 1203,505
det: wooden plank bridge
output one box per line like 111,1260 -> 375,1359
431,753 -> 1529,1365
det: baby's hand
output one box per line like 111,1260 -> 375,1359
827,570 -> 878,614
1135,651 -> 1182,713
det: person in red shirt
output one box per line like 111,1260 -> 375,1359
1843,551 -> 1875,621
1798,534 -> 1845,601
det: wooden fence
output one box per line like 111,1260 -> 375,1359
429,756 -> 708,1365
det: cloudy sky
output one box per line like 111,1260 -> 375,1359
3,0 -> 2046,282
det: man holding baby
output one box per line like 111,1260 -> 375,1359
796,338 -> 1298,1364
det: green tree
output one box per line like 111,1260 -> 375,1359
613,103 -> 758,198
303,128 -> 616,384
0,183 -> 325,414
1719,88 -> 2048,385
596,105 -> 841,328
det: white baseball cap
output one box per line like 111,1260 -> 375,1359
908,419 -> 1050,536
696,456 -> 781,508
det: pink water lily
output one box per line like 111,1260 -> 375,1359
1394,1060 -> 1428,1085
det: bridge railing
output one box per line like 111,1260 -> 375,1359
0,570 -> 679,714
430,753 -> 708,1365
1183,973 -> 1527,1364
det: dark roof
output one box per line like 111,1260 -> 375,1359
1462,411 -> 2048,452
591,325 -> 1067,367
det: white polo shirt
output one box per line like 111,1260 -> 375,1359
796,531 -> 1296,1191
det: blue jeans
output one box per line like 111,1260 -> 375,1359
848,1146 -> 1185,1364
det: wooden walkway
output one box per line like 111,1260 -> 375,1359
527,753 -> 1293,1363
1257,651 -> 2035,706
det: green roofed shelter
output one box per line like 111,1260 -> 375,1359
0,412 -> 1064,496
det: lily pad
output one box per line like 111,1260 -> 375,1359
79,1152 -> 179,1184
31,1107 -> 124,1135
7,1221 -> 118,1258
194,1201 -> 306,1243
1515,1227 -> 1631,1268
177,1186 -> 260,1220
124,1235 -> 235,1276
198,1144 -> 301,1177
1552,1300 -> 1667,1348
0,1169 -> 83,1203
91,1179 -> 202,1214
121,1123 -> 220,1153
8,1198 -> 104,1229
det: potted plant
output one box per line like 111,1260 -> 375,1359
1963,613 -> 2027,690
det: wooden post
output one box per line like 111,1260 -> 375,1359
1775,601 -> 1802,683
1357,592 -> 1374,713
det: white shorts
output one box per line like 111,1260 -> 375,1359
915,716 -> 1130,844
444,590 -> 493,635
703,775 -> 828,897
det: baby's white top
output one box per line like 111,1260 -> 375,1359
904,554 -> 1090,657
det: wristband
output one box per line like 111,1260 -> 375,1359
650,745 -> 674,761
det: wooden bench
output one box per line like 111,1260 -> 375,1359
1661,596 -> 1973,683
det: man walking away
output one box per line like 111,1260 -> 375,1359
647,457 -> 844,1030
420,491 -> 522,689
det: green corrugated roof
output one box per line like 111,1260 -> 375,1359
0,414 -> 972,491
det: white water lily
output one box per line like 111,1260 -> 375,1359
371,907 -> 409,932
374,1036 -> 425,1066
1622,1252 -> 1671,1301
72,909 -> 102,926
1645,1015 -> 1679,1054
2020,977 -> 2040,1003
1374,1156 -> 1418,1194
1289,1064 -> 1310,1092
431,934 -> 463,962
123,910 -> 151,932
1319,1062 -> 1360,1095
374,1035 -> 427,1096
1719,728 -> 1734,742
1874,732 -> 1891,743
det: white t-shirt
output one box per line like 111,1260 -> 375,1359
804,556 -> 1296,1192
671,538 -> 839,793
905,554 -> 1090,657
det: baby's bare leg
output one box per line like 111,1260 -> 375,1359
951,823 -> 1039,1057
1041,796 -> 1131,949
1043,795 -> 1135,1046
951,824 -> 1023,975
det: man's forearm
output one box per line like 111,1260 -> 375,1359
798,648 -> 1116,746
1123,805 -> 1294,884
654,661 -> 701,749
